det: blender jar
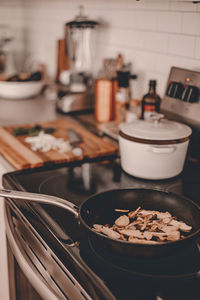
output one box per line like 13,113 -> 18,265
65,6 -> 98,92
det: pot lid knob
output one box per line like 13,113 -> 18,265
150,113 -> 165,125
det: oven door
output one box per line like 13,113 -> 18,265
4,199 -> 92,300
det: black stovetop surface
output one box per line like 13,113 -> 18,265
3,158 -> 200,300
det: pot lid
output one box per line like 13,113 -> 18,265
66,5 -> 98,28
119,114 -> 192,141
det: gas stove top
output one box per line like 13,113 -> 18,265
3,157 -> 200,300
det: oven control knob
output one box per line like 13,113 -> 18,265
181,85 -> 199,103
166,81 -> 184,99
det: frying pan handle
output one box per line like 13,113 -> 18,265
0,188 -> 79,218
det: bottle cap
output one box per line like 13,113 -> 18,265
149,80 -> 157,86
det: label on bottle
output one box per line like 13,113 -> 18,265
143,104 -> 156,120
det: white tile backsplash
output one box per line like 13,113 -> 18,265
155,54 -> 182,75
168,34 -> 196,58
157,12 -> 182,33
130,10 -> 158,31
182,12 -> 200,36
195,37 -> 200,60
170,1 -> 198,12
1,0 -> 200,99
144,32 -> 169,53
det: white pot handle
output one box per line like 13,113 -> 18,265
148,146 -> 176,154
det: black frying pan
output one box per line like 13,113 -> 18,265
1,188 -> 200,259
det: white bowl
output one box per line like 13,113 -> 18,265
0,81 -> 44,99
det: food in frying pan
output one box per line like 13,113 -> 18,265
93,206 -> 192,244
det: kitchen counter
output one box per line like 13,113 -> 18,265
0,94 -> 117,140
0,94 -> 91,126
0,94 -> 118,171
0,94 -> 99,174
0,92 -> 118,177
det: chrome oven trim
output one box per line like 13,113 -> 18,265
4,198 -> 92,300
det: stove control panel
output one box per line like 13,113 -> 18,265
161,67 -> 200,127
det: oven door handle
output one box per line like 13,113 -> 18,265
4,203 -> 62,300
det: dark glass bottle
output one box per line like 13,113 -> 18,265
141,80 -> 161,120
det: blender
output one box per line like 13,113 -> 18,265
57,6 -> 98,113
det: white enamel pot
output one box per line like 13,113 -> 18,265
118,114 -> 192,180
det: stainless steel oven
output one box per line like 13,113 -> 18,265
3,67 -> 200,300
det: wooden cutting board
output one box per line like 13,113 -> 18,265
0,119 -> 118,170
